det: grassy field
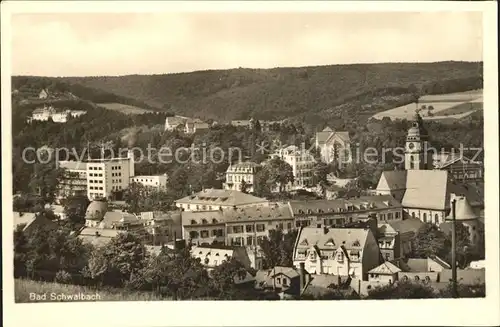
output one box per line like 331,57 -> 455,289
98,102 -> 156,115
15,279 -> 164,302
372,89 -> 483,121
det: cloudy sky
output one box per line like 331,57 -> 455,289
11,11 -> 482,76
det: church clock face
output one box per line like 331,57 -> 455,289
408,142 -> 415,150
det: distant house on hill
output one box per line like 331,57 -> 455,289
39,89 -> 49,99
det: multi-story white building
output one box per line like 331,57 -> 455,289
130,174 -> 168,191
223,162 -> 261,193
270,145 -> 316,189
29,106 -> 87,123
86,150 -> 135,200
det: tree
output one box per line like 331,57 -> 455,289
28,161 -> 64,205
444,222 -> 472,268
85,233 -> 148,287
264,157 -> 294,193
438,281 -> 485,298
411,223 -> 450,259
14,225 -> 29,277
254,169 -> 272,198
312,161 -> 329,186
260,229 -> 299,268
62,195 -> 90,230
367,280 -> 436,299
240,180 -> 250,194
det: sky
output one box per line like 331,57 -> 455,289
10,11 -> 483,76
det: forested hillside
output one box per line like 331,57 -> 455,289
56,61 -> 483,126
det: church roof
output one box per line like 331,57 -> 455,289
402,170 -> 450,210
378,171 -> 408,190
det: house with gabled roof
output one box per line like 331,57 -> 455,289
315,126 -> 351,167
368,261 -> 402,285
292,226 -> 381,280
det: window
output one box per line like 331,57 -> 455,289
423,213 -> 427,222
200,230 -> 209,238
385,253 -> 391,261
415,276 -> 420,281
189,231 -> 199,238
395,212 -> 400,219
287,222 -> 292,230
227,226 -> 232,234
411,212 -> 416,219
435,214 -> 439,224
282,278 -> 288,286
277,278 -> 281,284
233,225 -> 243,233
387,213 -> 393,220
246,225 -> 254,233
246,236 -> 253,245
337,252 -> 344,262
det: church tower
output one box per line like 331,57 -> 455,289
405,112 -> 431,170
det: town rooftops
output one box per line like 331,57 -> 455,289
176,189 -> 269,207
269,266 -> 300,279
377,170 -> 408,191
295,227 -> 371,252
400,256 -> 451,272
289,195 -> 401,215
181,204 -> 293,225
402,170 -> 451,210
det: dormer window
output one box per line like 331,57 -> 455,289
309,250 -> 316,260
191,220 -> 197,225
352,240 -> 360,247
336,252 -> 344,263
201,219 -> 208,224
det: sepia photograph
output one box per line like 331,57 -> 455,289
2,1 -> 499,327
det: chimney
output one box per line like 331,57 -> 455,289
299,262 -> 306,291
127,149 -> 135,177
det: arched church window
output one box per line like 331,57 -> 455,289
434,214 -> 439,224
423,213 -> 427,222
412,212 -> 416,219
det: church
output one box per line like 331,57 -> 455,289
375,113 -> 483,226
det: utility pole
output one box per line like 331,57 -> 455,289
451,199 -> 458,298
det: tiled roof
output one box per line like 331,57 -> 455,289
387,218 -> 424,236
295,227 -> 370,252
378,171 -> 408,190
369,261 -> 402,274
181,204 -> 293,225
176,189 -> 268,207
270,266 -> 300,279
100,211 -> 140,228
402,170 -> 450,210
289,195 -> 401,215
316,127 -> 350,145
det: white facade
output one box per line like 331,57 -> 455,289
271,145 -> 316,189
223,162 -> 261,193
30,106 -> 87,123
86,151 -> 135,200
131,174 -> 168,191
